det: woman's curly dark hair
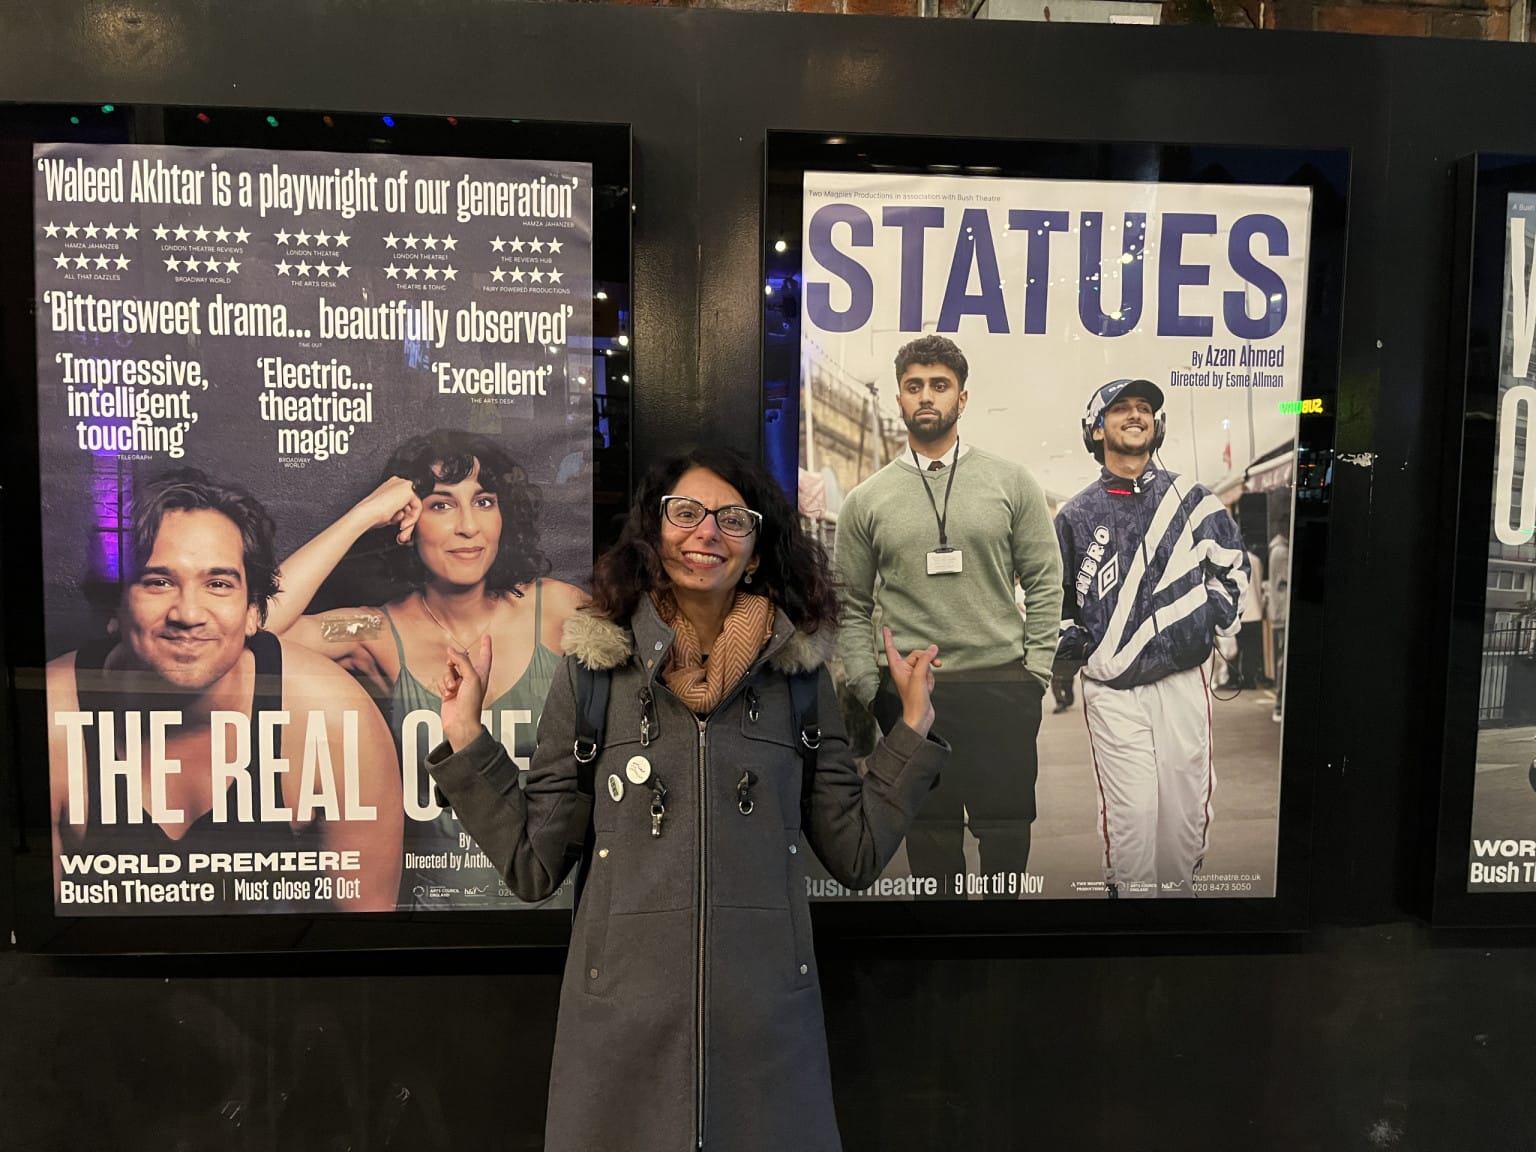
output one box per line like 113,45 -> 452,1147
376,429 -> 550,597
588,446 -> 838,631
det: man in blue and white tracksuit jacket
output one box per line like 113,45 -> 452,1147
1055,378 -> 1250,898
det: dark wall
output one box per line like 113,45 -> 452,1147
4,3 -> 1536,1149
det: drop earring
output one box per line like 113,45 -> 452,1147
744,572 -> 754,584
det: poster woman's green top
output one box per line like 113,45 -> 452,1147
385,580 -> 562,906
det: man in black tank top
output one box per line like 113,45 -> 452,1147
46,470 -> 403,915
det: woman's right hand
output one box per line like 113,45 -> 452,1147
882,626 -> 940,739
439,635 -> 493,751
352,476 -> 422,544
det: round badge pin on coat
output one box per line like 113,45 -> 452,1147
607,774 -> 624,802
625,755 -> 652,785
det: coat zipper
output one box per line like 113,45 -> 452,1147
649,640 -> 781,1150
695,715 -> 708,1151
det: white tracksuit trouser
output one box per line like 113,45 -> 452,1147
1082,664 -> 1215,898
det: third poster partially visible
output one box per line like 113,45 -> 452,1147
798,170 -> 1309,900
1470,192 -> 1536,892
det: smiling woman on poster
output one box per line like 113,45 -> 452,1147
266,429 -> 585,710
262,428 -> 587,903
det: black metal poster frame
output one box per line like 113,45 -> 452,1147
0,102 -> 633,954
763,130 -> 1349,937
1430,153 -> 1536,927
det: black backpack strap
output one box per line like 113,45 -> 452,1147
789,669 -> 821,826
572,663 -> 611,798
571,663 -> 612,915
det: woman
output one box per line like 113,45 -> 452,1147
426,447 -> 947,1152
265,429 -> 586,903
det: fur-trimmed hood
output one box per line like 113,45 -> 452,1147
560,603 -> 835,676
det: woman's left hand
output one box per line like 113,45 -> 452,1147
439,635 -> 493,751
883,626 -> 940,739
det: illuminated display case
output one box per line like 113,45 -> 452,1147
0,102 -> 632,953
1430,154 -> 1536,927
763,130 -> 1347,935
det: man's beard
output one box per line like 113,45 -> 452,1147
1104,425 -> 1153,458
904,406 -> 959,443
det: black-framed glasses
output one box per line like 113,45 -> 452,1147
660,495 -> 762,538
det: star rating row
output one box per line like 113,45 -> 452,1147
165,257 -> 241,273
384,264 -> 457,281
490,266 -> 563,284
381,233 -> 458,251
275,229 -> 351,248
152,224 -> 253,244
276,261 -> 352,278
489,235 -> 564,254
54,253 -> 131,270
42,221 -> 140,241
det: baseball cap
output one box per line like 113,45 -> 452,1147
1085,378 -> 1165,426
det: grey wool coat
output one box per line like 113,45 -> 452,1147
426,597 -> 948,1152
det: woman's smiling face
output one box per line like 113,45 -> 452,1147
658,467 -> 760,597
414,460 -> 503,588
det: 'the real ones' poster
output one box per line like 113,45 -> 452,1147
798,171 -> 1309,900
35,142 -> 592,915
1469,192 -> 1536,892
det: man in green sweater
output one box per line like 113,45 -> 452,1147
835,335 -> 1063,895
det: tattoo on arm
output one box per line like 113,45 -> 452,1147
320,611 -> 384,642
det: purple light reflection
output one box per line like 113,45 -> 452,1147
91,455 -> 131,582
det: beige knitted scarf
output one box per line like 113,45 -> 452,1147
652,590 -> 775,714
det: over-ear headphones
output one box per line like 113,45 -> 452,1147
1081,379 -> 1167,461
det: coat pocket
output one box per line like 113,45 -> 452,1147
575,841 -> 614,998
786,845 -> 816,990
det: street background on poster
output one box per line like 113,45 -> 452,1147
798,170 -> 1307,901
33,141 -> 593,916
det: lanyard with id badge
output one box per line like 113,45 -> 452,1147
914,440 -> 963,575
